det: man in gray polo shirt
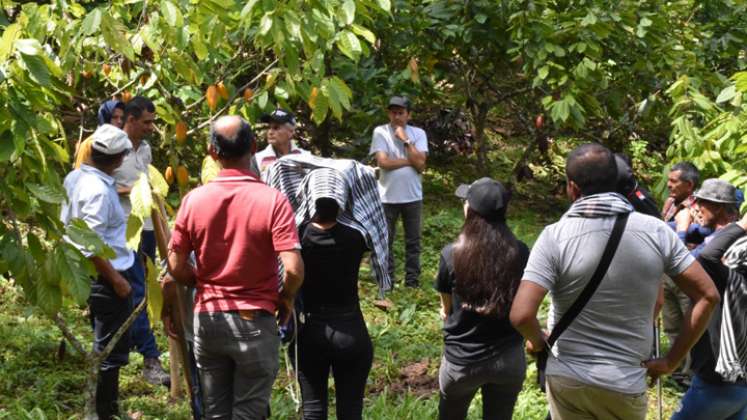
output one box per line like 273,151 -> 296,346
510,143 -> 720,419
369,96 -> 428,288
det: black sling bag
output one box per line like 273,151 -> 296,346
537,212 -> 630,392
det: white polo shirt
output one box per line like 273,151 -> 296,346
61,165 -> 134,271
253,142 -> 309,179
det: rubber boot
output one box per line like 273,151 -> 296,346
96,368 -> 120,420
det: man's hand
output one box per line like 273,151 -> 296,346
160,276 -> 181,339
394,126 -> 408,143
277,292 -> 294,326
675,208 -> 693,232
642,357 -> 675,384
525,330 -> 548,355
111,272 -> 132,298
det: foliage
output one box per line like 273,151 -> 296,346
0,0 -> 389,321
666,71 -> 747,208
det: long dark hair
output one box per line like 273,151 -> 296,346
452,208 -> 522,317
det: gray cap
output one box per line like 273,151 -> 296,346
388,96 -> 410,110
91,124 -> 132,155
694,178 -> 738,204
455,177 -> 510,220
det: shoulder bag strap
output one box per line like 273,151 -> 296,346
546,211 -> 630,347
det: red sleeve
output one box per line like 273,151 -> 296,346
168,194 -> 193,253
271,192 -> 300,252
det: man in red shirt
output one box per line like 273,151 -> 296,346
167,115 -> 304,419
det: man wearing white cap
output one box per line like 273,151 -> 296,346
60,124 -> 140,420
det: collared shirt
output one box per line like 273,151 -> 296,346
253,142 -> 309,178
369,123 -> 428,204
523,212 -> 694,394
113,140 -> 153,230
61,164 -> 134,271
169,168 -> 300,314
662,194 -> 696,222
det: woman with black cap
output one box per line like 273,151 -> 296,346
436,178 -> 529,420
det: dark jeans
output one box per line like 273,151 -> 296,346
194,311 -> 280,420
291,308 -> 373,420
383,201 -> 422,286
139,229 -> 156,262
438,343 -> 526,420
89,265 -> 136,371
129,250 -> 160,359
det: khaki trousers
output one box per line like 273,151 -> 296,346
546,375 -> 647,420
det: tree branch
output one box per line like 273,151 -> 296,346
92,292 -> 147,365
54,313 -> 87,355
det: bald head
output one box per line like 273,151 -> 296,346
566,143 -> 618,196
209,116 -> 255,161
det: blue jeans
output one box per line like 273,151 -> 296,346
672,375 -> 747,420
129,252 -> 160,359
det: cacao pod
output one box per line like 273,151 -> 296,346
243,88 -> 254,102
175,121 -> 188,145
217,81 -> 229,100
164,166 -> 174,185
102,64 -> 111,76
176,165 -> 189,187
206,85 -> 218,111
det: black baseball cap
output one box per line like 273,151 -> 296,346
387,96 -> 410,110
260,109 -> 296,126
455,177 -> 510,220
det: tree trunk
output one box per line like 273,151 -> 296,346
472,104 -> 489,171
312,117 -> 333,157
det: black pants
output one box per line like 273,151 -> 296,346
383,201 -> 422,286
291,308 -> 373,420
88,265 -> 135,419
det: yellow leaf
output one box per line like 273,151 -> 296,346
130,172 -> 153,219
201,155 -> 221,185
126,214 -> 143,251
148,164 -> 169,198
146,257 -> 163,330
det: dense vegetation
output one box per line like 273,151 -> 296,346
1,0 -> 746,417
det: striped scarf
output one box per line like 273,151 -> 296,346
564,192 -> 634,219
266,154 -> 392,293
716,236 -> 747,381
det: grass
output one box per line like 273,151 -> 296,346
0,172 -> 686,419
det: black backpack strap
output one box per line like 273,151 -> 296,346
546,212 -> 630,347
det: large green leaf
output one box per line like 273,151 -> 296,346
56,244 -> 93,306
81,8 -> 103,35
161,0 -> 183,27
101,12 -> 135,61
36,266 -> 63,316
339,0 -> 356,26
336,30 -> 361,61
65,219 -> 116,259
27,183 -> 66,204
0,24 -> 22,60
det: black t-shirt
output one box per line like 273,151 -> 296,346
435,241 -> 529,365
300,223 -> 368,312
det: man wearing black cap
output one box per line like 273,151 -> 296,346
252,108 -> 309,178
369,96 -> 428,288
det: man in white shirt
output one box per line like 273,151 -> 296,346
251,109 -> 309,178
61,124 -> 136,419
115,96 -> 169,386
369,96 -> 428,288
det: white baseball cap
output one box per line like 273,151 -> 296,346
91,124 -> 132,155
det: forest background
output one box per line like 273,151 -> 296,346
1,0 -> 747,418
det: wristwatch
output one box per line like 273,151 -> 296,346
403,139 -> 412,146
